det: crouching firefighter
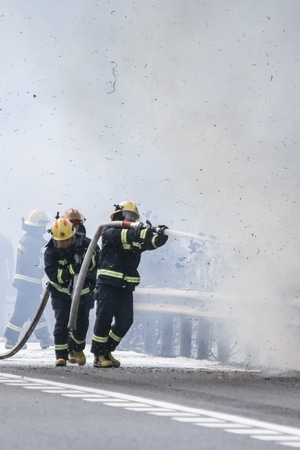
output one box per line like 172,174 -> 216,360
91,200 -> 169,368
44,217 -> 100,367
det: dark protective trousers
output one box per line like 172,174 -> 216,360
51,293 -> 92,360
91,284 -> 134,356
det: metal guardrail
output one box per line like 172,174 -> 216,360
134,287 -> 228,319
118,288 -> 230,362
118,288 -> 300,364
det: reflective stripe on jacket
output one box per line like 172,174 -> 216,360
97,226 -> 161,290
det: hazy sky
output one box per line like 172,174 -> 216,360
1,1 -> 298,236
1,1 -> 300,368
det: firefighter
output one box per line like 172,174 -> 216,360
44,217 -> 100,367
91,201 -> 169,368
62,208 -> 86,235
4,210 -> 53,349
61,208 -> 95,358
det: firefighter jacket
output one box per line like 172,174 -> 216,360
44,235 -> 100,300
13,228 -> 46,290
97,225 -> 168,291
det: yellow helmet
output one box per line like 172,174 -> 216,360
51,218 -> 75,241
62,208 -> 85,225
24,209 -> 50,227
119,201 -> 140,221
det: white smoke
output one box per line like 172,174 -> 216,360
1,0 -> 300,370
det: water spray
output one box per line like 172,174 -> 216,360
163,228 -> 218,244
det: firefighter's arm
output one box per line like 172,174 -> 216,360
154,225 -> 169,247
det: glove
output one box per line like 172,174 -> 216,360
157,225 -> 169,234
68,263 -> 81,276
156,225 -> 169,246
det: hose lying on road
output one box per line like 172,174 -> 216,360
0,284 -> 50,360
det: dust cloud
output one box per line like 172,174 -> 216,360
1,1 -> 300,370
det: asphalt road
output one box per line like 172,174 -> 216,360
1,351 -> 300,449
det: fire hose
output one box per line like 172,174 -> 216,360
0,284 -> 51,360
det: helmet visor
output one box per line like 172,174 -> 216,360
123,210 -> 139,222
53,235 -> 75,249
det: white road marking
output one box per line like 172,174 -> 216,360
255,436 -> 300,441
278,445 -> 300,449
227,428 -> 280,435
62,393 -> 107,398
1,372 -> 300,448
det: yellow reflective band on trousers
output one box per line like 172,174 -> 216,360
69,332 -> 86,345
109,330 -> 122,343
92,334 -> 108,344
55,343 -> 68,351
14,274 -> 42,285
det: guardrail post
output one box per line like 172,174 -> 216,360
217,322 -> 231,364
143,314 -> 158,354
179,316 -> 192,357
160,314 -> 174,356
195,318 -> 211,359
